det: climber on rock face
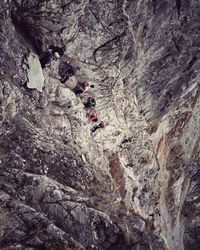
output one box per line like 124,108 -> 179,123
40,45 -> 65,68
84,97 -> 96,108
80,81 -> 89,92
98,121 -> 105,128
91,121 -> 105,133
49,45 -> 65,58
60,63 -> 76,84
87,109 -> 98,122
39,49 -> 53,68
73,81 -> 90,95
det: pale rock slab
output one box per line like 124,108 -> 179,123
27,52 -> 44,92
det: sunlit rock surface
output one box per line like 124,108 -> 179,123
27,52 -> 44,92
0,0 -> 199,249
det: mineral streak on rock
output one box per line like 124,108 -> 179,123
0,0 -> 199,249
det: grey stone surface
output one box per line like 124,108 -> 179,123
27,52 -> 44,92
0,0 -> 199,249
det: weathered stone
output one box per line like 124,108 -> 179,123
27,52 -> 44,92
0,0 -> 199,249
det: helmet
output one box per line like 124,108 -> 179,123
54,52 -> 60,59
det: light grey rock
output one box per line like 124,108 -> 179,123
0,0 -> 199,249
27,52 -> 44,92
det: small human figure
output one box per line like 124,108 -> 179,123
73,81 -> 89,94
84,97 -> 96,108
40,45 -> 65,68
40,49 -> 53,68
91,121 -> 105,133
49,45 -> 65,57
87,109 -> 98,122
60,63 -> 77,84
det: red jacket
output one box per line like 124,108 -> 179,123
98,122 -> 105,128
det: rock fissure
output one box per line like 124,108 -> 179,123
0,0 -> 199,249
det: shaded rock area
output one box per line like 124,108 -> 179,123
0,0 -> 199,249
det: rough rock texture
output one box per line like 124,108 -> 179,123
0,0 -> 199,249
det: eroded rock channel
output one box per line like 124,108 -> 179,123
0,1 -> 199,249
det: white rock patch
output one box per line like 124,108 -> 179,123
27,52 -> 44,92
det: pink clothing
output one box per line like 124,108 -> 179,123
88,110 -> 98,122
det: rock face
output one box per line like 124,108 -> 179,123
0,0 -> 199,249
27,52 -> 44,92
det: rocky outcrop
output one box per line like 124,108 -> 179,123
0,0 -> 199,249
27,52 -> 44,92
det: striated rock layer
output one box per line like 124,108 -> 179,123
0,0 -> 199,249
